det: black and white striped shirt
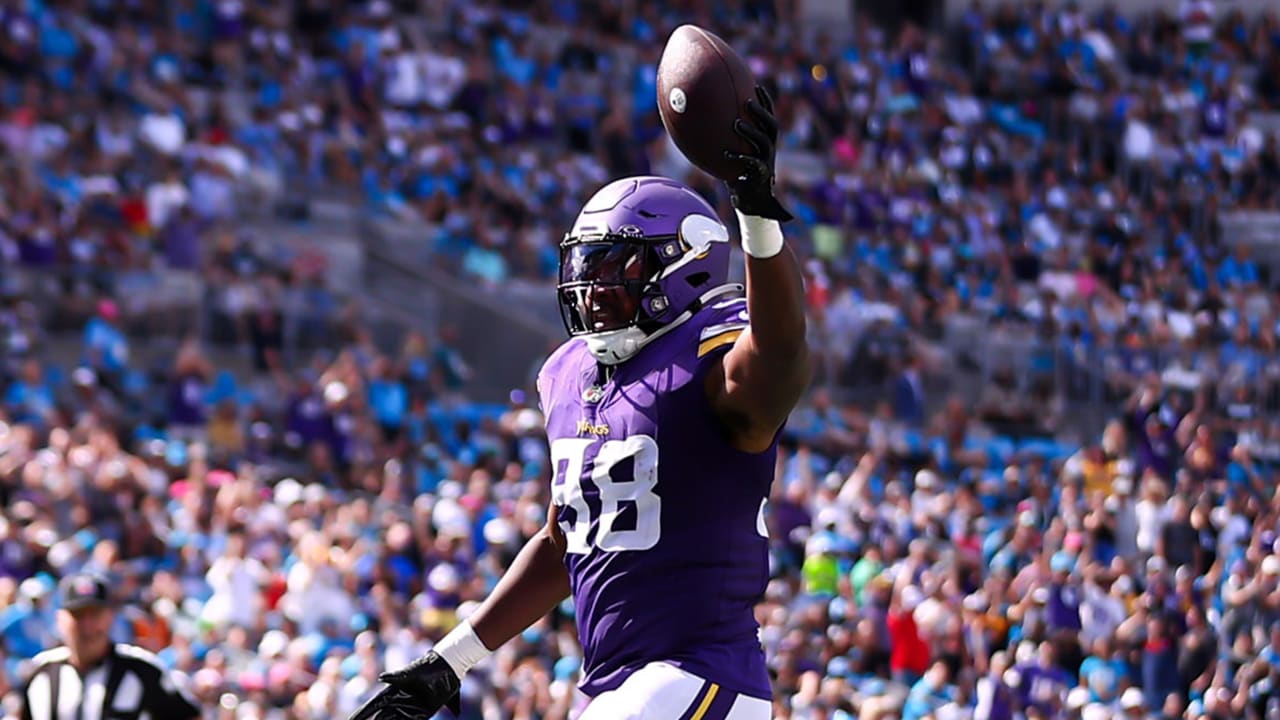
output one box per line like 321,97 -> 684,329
21,643 -> 201,720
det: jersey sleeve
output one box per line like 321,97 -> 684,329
535,371 -> 550,415
693,295 -> 750,365
21,648 -> 67,720
20,681 -> 33,720
536,339 -> 576,419
147,668 -> 201,718
114,645 -> 201,719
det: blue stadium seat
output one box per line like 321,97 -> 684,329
44,364 -> 66,390
900,429 -> 924,454
207,370 -> 239,405
986,436 -> 1017,467
133,424 -> 162,442
123,369 -> 149,396
1017,437 -> 1076,462
928,436 -> 949,461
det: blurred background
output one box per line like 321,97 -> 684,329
2,0 -> 1280,718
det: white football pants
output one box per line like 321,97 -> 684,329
574,662 -> 772,720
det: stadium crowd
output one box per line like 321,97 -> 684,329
2,0 -> 1280,719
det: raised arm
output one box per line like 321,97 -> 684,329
705,86 -> 813,453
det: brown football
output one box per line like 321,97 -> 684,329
656,24 -> 757,182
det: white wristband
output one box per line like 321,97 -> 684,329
736,210 -> 784,259
433,620 -> 492,677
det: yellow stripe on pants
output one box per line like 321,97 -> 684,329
690,683 -> 720,720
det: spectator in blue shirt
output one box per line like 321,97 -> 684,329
3,360 -> 55,428
903,661 -> 956,720
82,299 -> 129,387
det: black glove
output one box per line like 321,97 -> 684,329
348,652 -> 462,720
723,85 -> 794,223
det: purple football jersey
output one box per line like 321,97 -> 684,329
537,293 -> 774,701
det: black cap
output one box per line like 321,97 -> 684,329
57,573 -> 113,612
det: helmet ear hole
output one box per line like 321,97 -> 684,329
686,271 -> 710,288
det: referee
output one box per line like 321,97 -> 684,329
20,572 -> 202,720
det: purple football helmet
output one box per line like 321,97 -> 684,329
558,176 -> 734,364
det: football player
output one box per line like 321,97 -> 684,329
352,86 -> 810,719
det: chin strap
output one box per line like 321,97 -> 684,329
588,284 -> 744,365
